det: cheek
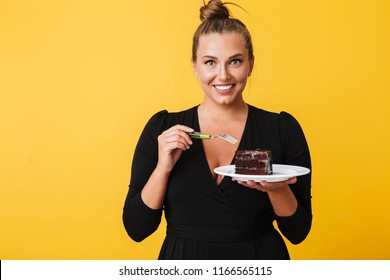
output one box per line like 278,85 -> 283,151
198,71 -> 216,84
235,70 -> 250,83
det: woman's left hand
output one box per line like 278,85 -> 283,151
232,177 -> 297,192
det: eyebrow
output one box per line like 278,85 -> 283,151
202,53 -> 245,60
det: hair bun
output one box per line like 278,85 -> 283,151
199,0 -> 231,22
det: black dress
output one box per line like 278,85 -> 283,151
123,105 -> 312,260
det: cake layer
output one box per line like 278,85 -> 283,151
234,149 -> 273,175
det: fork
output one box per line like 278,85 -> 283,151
188,132 -> 238,144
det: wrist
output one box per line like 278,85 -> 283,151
154,164 -> 172,177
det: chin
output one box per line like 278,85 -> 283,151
204,91 -> 244,106
214,97 -> 242,106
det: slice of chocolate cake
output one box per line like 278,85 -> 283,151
234,149 -> 273,175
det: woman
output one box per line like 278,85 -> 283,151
123,0 -> 312,260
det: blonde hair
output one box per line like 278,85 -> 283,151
192,0 -> 253,62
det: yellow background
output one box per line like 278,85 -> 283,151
1,0 -> 389,260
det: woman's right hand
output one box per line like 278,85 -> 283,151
156,125 -> 194,173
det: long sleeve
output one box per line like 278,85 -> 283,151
123,106 -> 313,260
122,110 -> 167,242
275,112 -> 312,244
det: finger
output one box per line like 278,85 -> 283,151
245,180 -> 257,186
164,124 -> 194,135
261,177 -> 296,186
259,177 -> 296,189
235,180 -> 249,186
177,130 -> 194,145
161,137 -> 190,151
161,140 -> 189,153
235,180 -> 267,192
163,126 -> 194,146
172,124 -> 194,133
235,179 -> 253,187
286,177 -> 297,184
158,133 -> 190,152
161,127 -> 193,143
259,180 -> 282,189
164,134 -> 192,149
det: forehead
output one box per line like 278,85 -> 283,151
197,32 -> 247,58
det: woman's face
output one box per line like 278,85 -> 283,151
192,32 -> 254,106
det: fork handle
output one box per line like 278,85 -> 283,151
188,132 -> 212,140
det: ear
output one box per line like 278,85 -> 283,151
249,56 -> 255,73
191,59 -> 198,77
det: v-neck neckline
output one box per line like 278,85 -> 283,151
193,105 -> 251,187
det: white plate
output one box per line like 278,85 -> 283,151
214,164 -> 310,182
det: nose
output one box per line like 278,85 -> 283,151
218,64 -> 230,81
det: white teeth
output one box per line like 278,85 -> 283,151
215,85 -> 233,90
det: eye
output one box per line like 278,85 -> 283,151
230,59 -> 242,66
205,60 -> 215,67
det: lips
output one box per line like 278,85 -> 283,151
214,84 -> 235,92
215,84 -> 233,90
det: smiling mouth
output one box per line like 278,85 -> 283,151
214,84 -> 234,91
